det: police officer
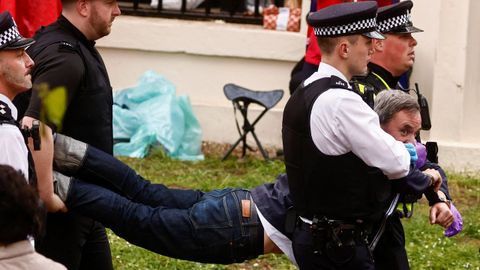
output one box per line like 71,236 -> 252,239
0,11 -> 35,183
351,2 -> 454,269
281,2 -> 420,269
354,0 -> 422,94
12,0 -> 121,269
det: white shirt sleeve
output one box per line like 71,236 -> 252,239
0,126 -> 29,180
310,89 -> 410,179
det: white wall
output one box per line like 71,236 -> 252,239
426,0 -> 480,171
97,15 -> 306,147
98,1 -> 480,171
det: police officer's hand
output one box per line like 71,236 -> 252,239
45,194 -> 68,213
429,199 -> 454,228
404,143 -> 418,165
422,168 -> 442,192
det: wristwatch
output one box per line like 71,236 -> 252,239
438,196 -> 452,208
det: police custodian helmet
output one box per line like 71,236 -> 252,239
377,0 -> 423,34
307,1 -> 385,39
0,11 -> 35,50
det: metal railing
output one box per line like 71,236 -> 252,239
119,0 -> 284,25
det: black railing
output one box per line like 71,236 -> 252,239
119,0 -> 285,25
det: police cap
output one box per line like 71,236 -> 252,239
0,11 -> 35,51
377,0 -> 423,34
307,1 -> 384,39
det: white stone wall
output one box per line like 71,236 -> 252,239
98,0 -> 480,171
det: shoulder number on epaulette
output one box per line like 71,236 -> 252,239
58,41 -> 77,53
0,100 -> 15,125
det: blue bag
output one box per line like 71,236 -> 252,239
113,70 -> 204,160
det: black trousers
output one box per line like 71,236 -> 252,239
373,215 -> 410,270
36,212 -> 113,270
292,226 -> 375,270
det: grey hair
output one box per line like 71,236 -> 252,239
374,90 -> 420,125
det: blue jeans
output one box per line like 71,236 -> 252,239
66,147 -> 263,264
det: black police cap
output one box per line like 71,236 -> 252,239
0,11 -> 35,51
377,0 -> 423,34
307,1 -> 384,39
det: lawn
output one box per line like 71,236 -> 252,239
109,148 -> 480,270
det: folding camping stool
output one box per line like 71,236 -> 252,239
222,83 -> 284,160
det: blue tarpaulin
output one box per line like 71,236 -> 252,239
113,71 -> 204,160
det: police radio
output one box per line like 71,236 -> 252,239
22,120 -> 41,151
414,83 -> 431,130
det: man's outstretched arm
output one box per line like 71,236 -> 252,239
22,116 -> 66,212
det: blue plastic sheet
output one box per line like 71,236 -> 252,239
113,70 -> 204,160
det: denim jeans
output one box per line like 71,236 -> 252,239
66,146 -> 263,264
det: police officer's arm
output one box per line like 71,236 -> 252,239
21,117 -> 66,212
311,90 -> 410,179
22,46 -> 84,212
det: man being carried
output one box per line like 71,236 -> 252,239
47,90 -> 451,267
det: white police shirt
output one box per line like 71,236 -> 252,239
0,93 -> 29,180
305,62 -> 410,180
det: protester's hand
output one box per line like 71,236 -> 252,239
45,194 -> 68,213
404,143 -> 418,165
430,201 -> 454,228
422,168 -> 442,192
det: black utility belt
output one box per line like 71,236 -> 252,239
299,217 -> 370,243
298,219 -> 358,233
299,216 -> 372,264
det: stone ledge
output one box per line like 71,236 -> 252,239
97,15 -> 306,61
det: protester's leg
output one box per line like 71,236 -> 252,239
79,222 -> 114,270
54,134 -> 203,208
64,177 -> 263,264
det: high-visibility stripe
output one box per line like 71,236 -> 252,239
371,72 -> 391,89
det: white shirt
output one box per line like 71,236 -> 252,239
255,206 -> 298,267
306,63 -> 410,180
0,94 -> 29,180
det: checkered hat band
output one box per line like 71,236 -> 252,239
0,25 -> 20,48
378,13 -> 409,32
314,17 -> 376,36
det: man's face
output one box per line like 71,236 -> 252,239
347,35 -> 374,77
0,48 -> 34,98
87,0 -> 121,40
381,109 -> 421,144
381,33 -> 417,76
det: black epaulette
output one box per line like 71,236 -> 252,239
0,100 -> 17,126
58,41 -> 78,53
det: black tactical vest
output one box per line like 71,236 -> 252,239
0,101 -> 37,187
26,20 -> 113,154
282,76 -> 391,222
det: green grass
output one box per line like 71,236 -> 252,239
108,150 -> 480,270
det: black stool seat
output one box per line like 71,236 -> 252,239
224,84 -> 284,110
222,83 -> 284,160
